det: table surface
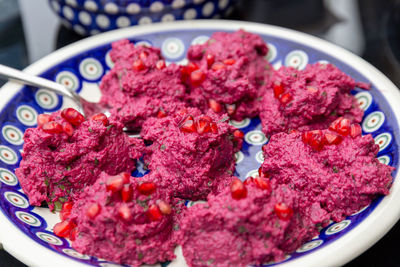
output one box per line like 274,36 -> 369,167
1,0 -> 400,266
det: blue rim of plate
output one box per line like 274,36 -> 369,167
0,21 -> 399,267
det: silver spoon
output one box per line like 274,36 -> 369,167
0,64 -> 103,117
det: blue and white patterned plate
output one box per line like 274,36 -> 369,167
0,20 -> 399,267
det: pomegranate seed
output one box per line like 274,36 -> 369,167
226,104 -> 236,116
329,117 -> 351,136
157,109 -> 167,118
69,227 -> 78,241
146,204 -> 163,221
273,83 -> 285,98
138,182 -> 156,196
324,132 -> 342,145
201,116 -> 213,122
62,122 -> 74,136
195,118 -> 212,134
179,115 -> 196,133
230,178 -> 247,200
91,113 -> 108,126
258,167 -> 270,179
233,130 -> 244,139
106,173 -> 130,193
350,124 -> 362,138
211,62 -> 226,71
59,210 -> 71,221
121,184 -> 133,202
279,93 -> 293,105
61,108 -> 85,126
186,62 -> 199,73
157,200 -> 172,215
243,177 -> 254,185
302,130 -> 325,151
190,70 -> 206,87
210,122 -> 218,134
156,60 -> 166,70
133,59 -> 146,71
118,204 -> 132,222
86,203 -> 101,219
139,51 -> 148,60
62,201 -> 73,211
42,121 -> 63,134
53,220 -> 75,238
206,54 -> 215,67
274,203 -> 294,220
223,59 -> 236,65
209,99 -> 222,113
253,176 -> 271,191
37,114 -> 51,128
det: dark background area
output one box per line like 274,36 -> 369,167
1,0 -> 400,266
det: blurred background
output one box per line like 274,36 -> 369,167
0,0 -> 400,266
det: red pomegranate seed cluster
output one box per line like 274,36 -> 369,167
179,115 -> 219,134
230,178 -> 247,200
274,203 -> 294,220
302,117 -> 363,150
273,83 -> 292,105
54,201 -> 77,240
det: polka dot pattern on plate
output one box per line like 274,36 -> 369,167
162,38 -> 185,59
65,0 -> 77,7
4,192 -> 29,208
0,168 -> 18,186
55,71 -> 80,92
172,0 -> 185,9
355,91 -> 372,111
50,0 -> 60,13
150,2 -> 164,13
296,239 -> 323,253
96,15 -> 110,29
325,220 -> 351,235
15,211 -> 42,227
191,35 -> 210,45
362,111 -> 385,133
36,232 -> 63,245
2,125 -> 23,146
16,105 -> 37,126
219,0 -> 229,9
374,133 -> 392,151
161,14 -> 175,22
116,16 -> 131,28
126,3 -> 141,14
78,11 -> 92,26
255,151 -> 264,163
79,58 -> 104,81
284,50 -> 308,70
35,89 -> 59,109
202,2 -> 215,17
73,25 -> 86,36
265,43 -> 277,62
84,0 -> 97,12
104,2 -> 119,14
235,151 -> 244,164
245,130 -> 268,145
62,248 -> 91,260
138,16 -> 152,25
184,8 -> 197,20
229,118 -> 250,128
62,6 -> 74,20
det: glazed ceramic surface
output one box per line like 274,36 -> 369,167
0,20 -> 399,267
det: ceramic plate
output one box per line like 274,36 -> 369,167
0,20 -> 399,267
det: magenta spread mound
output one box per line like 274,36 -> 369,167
184,30 -> 272,120
100,39 -> 188,129
68,172 -> 185,266
259,63 -> 367,136
15,109 -> 143,209
180,179 -> 318,267
141,108 -> 243,200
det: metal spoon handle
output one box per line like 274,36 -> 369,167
0,64 -> 84,114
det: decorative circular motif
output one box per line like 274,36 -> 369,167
255,151 -> 264,164
83,0 -> 97,12
126,3 -> 141,14
296,239 -> 324,253
96,15 -> 110,29
362,111 -> 385,133
35,232 -> 63,245
4,192 -> 29,208
202,2 -> 215,17
62,6 -> 74,20
62,248 -> 91,260
162,38 -> 185,59
0,168 -> 18,186
246,169 -> 259,179
235,151 -> 244,164
355,91 -> 373,111
55,71 -> 80,92
104,3 -> 119,14
378,155 -> 391,165
78,11 -> 92,26
229,118 -> 250,129
65,0 -> 77,7
135,41 -> 152,47
2,125 -> 23,146
161,14 -> 175,22
184,8 -> 197,20
105,50 -> 114,69
325,220 -> 351,235
73,25 -> 86,36
265,43 -> 277,62
284,50 -> 308,70
50,0 -> 60,13
351,205 -> 370,216
374,133 -> 392,151
116,16 -> 131,28
186,200 -> 207,208
35,89 -> 59,109
79,58 -> 104,81
219,0 -> 230,9
16,105 -> 37,126
0,145 -> 18,165
191,35 -> 210,45
172,0 -> 185,9
138,16 -> 152,25
245,130 -> 268,145
15,211 -> 41,227
150,2 -> 164,13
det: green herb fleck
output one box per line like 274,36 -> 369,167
59,185 -> 65,190
88,127 -> 93,133
94,157 -> 99,166
332,166 -> 339,173
160,144 -> 166,151
54,201 -> 62,211
207,181 -> 212,187
60,149 -> 65,152
44,178 -> 49,187
173,224 -> 180,231
322,91 -> 327,97
65,165 -> 71,171
238,225 -> 247,234
207,259 -> 215,266
135,239 -> 142,245
137,252 -> 144,260
106,124 -> 114,131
